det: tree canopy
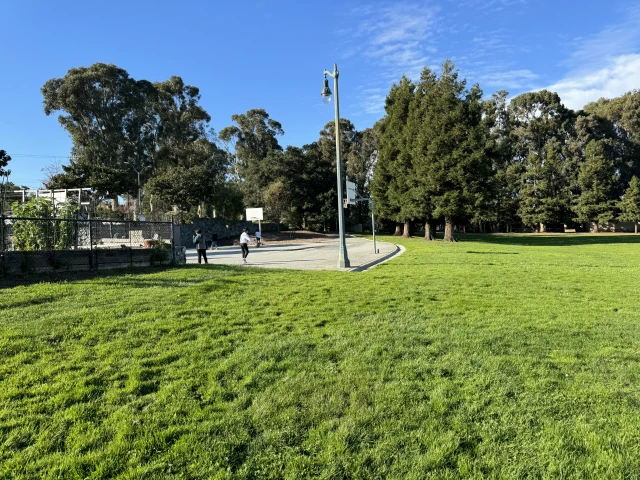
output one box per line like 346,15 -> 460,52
36,62 -> 640,234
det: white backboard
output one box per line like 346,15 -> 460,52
246,207 -> 264,221
346,180 -> 357,205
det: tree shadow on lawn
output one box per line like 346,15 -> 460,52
456,234 -> 640,247
0,263 -> 250,290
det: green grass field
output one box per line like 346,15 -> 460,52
2,234 -> 640,479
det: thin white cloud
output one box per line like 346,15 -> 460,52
452,0 -> 528,13
536,4 -> 640,110
344,2 -> 438,115
563,5 -> 640,71
545,54 -> 640,110
354,2 -> 437,77
480,69 -> 538,89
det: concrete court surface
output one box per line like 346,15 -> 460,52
185,237 -> 404,272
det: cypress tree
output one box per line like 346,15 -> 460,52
618,176 -> 640,233
370,76 -> 417,237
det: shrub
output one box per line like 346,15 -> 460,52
149,241 -> 171,265
11,198 -> 78,251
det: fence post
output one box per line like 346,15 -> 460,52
129,221 -> 133,267
171,216 -> 175,263
88,219 -> 93,270
0,213 -> 4,271
52,219 -> 57,270
96,220 -> 100,270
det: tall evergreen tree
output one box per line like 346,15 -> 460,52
412,61 -> 491,242
508,90 -> 573,231
371,76 -> 417,237
618,176 -> 640,233
483,91 -> 519,232
408,67 -> 438,240
573,140 -> 617,232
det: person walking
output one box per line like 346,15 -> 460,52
254,230 -> 261,248
193,229 -> 208,264
209,233 -> 218,251
240,228 -> 255,264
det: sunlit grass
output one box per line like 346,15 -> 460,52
2,234 -> 640,479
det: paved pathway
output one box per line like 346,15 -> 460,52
185,237 -> 404,272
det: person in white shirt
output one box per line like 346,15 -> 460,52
239,228 -> 255,264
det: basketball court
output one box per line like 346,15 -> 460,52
185,236 -> 403,272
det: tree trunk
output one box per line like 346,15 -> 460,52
111,196 -> 119,211
424,219 -> 435,241
198,202 -> 207,218
539,223 -> 546,233
635,223 -> 638,234
149,194 -> 154,215
402,220 -> 411,238
444,217 -> 456,242
593,222 -> 599,233
393,224 -> 402,236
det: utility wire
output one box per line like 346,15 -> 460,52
9,154 -> 72,159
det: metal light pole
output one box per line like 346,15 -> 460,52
370,199 -> 377,254
125,162 -> 149,221
321,63 -> 350,268
136,170 -> 141,220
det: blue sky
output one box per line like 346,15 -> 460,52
2,0 -> 640,188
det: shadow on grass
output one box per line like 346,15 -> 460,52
0,262 -> 272,291
460,233 -> 640,247
466,251 -> 519,255
0,263 -> 239,290
377,231 -> 640,247
0,265 -> 177,290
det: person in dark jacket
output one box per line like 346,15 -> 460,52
193,229 -> 208,264
209,233 -> 218,251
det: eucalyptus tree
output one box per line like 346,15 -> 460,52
153,76 -> 212,169
584,90 -> 640,190
298,142 -> 336,229
219,109 -> 284,208
0,150 -> 10,178
317,118 -> 358,171
41,63 -> 144,204
0,149 -> 12,215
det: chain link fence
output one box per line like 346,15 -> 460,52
1,217 -> 174,274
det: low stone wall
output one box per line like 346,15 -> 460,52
1,247 -> 174,274
173,246 -> 186,265
176,218 -> 283,247
594,222 -> 639,233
